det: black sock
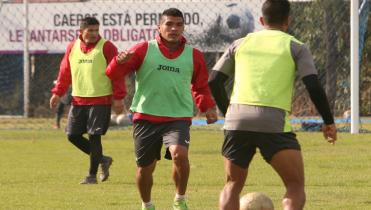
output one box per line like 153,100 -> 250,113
67,134 -> 90,155
88,135 -> 103,175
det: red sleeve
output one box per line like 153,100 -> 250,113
102,41 -> 125,99
191,49 -> 216,112
51,41 -> 74,97
103,40 -> 118,65
106,41 -> 148,80
106,41 -> 148,100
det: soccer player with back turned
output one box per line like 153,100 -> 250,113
209,1 -> 337,209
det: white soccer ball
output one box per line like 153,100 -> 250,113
110,114 -> 118,125
116,114 -> 132,126
240,192 -> 274,210
219,3 -> 255,41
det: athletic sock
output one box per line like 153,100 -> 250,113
142,201 -> 154,208
88,135 -> 102,175
175,193 -> 186,201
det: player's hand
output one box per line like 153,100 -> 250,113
112,99 -> 124,115
116,50 -> 134,64
322,123 -> 337,145
49,94 -> 60,109
205,108 -> 218,124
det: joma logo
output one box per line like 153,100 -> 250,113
156,64 -> 180,73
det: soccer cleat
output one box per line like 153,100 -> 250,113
173,199 -> 188,210
79,175 -> 97,184
100,156 -> 113,182
141,205 -> 155,210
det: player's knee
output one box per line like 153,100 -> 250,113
67,134 -> 83,144
67,134 -> 80,143
171,150 -> 188,163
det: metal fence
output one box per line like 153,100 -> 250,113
0,0 -> 370,129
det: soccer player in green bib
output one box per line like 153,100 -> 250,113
209,1 -> 337,210
106,8 -> 218,210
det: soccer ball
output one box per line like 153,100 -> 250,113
219,3 -> 255,41
240,192 -> 274,210
110,114 -> 118,125
116,114 -> 132,126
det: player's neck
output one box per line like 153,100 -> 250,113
265,26 -> 287,33
164,40 -> 181,52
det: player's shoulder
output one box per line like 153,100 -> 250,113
65,39 -> 77,52
103,39 -> 117,48
290,35 -> 304,45
129,41 -> 149,52
233,37 -> 245,47
190,45 -> 203,54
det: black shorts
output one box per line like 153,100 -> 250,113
133,120 -> 191,167
222,130 -> 301,169
66,105 -> 111,135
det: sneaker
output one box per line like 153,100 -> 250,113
173,199 -> 188,210
100,156 -> 113,182
141,206 -> 155,210
79,175 -> 97,184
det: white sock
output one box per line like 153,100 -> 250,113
175,193 -> 186,201
142,201 -> 154,208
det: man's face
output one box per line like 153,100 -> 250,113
80,24 -> 99,44
158,15 -> 184,43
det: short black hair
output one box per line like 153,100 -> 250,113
262,0 -> 290,25
80,16 -> 100,29
161,8 -> 184,22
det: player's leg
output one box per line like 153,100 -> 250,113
163,121 -> 190,210
219,130 -> 256,210
137,160 -> 157,203
163,120 -> 191,198
219,159 -> 247,210
88,134 -> 102,178
133,120 -> 163,209
169,144 -> 189,196
260,132 -> 305,210
66,105 -> 90,154
270,149 -> 305,210
55,102 -> 65,129
84,105 -> 111,183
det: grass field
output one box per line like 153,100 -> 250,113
1,122 -> 371,209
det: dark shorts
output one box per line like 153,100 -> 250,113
66,105 -> 111,135
222,130 -> 301,169
133,120 -> 191,167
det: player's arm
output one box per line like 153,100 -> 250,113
106,42 -> 147,114
208,39 -> 240,116
50,42 -> 74,108
191,49 -> 217,124
302,75 -> 334,125
294,41 -> 337,143
104,41 -> 126,114
302,75 -> 336,143
208,71 -> 229,116
106,42 -> 147,79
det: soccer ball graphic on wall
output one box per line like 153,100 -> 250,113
192,3 -> 255,49
219,3 -> 255,41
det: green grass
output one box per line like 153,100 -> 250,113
1,128 -> 371,210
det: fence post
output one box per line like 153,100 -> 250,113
350,0 -> 360,134
23,0 -> 30,117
